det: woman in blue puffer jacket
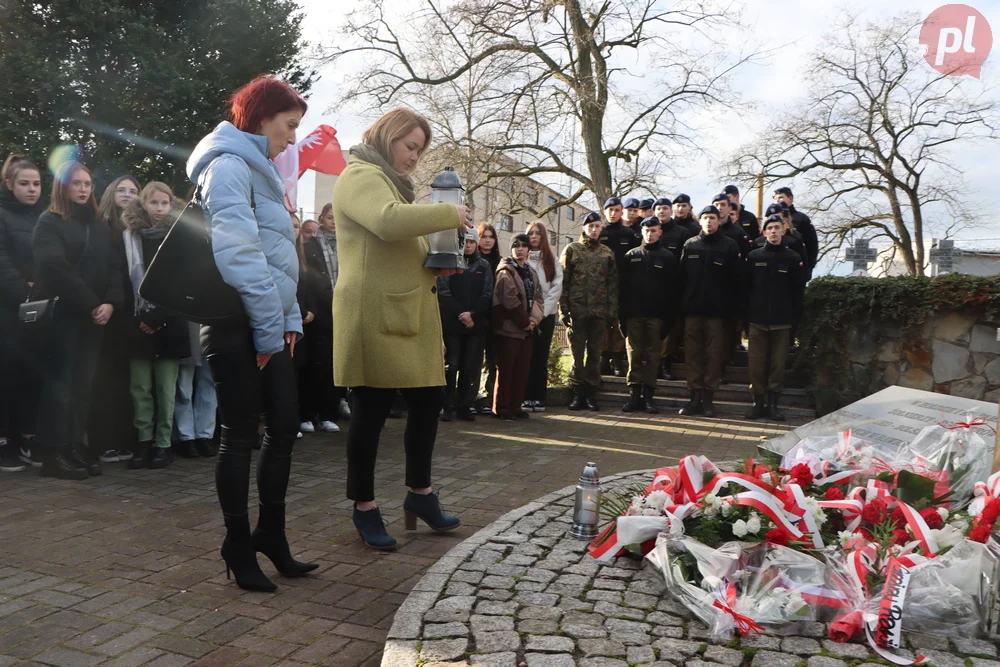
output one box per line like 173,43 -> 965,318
186,75 -> 316,592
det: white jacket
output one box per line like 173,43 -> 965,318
527,249 -> 564,318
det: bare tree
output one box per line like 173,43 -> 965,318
322,0 -> 753,211
728,12 -> 998,276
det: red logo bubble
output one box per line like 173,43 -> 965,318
920,4 -> 992,78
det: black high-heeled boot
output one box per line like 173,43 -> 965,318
255,433 -> 317,575
403,491 -> 461,532
252,503 -> 318,576
221,514 -> 277,592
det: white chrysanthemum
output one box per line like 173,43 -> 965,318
645,490 -> 670,510
721,502 -> 732,517
837,530 -> 856,547
746,515 -> 762,535
804,497 -> 828,526
733,519 -> 748,538
641,507 -> 661,517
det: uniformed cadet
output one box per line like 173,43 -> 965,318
773,186 -> 818,280
622,197 -> 643,235
678,205 -> 742,418
745,215 -> 805,421
712,193 -> 752,379
651,197 -> 691,380
619,217 -> 680,413
599,197 -> 640,377
639,197 -> 655,222
724,184 -> 760,239
560,212 -> 619,411
756,202 -> 808,266
670,194 -> 700,237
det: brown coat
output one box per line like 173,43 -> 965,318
492,260 -> 544,339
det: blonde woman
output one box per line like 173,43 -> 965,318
333,107 -> 472,550
121,183 -> 190,470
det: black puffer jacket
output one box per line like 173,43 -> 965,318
32,202 -> 124,315
753,230 -> 808,267
679,231 -> 743,319
657,219 -> 693,259
437,252 -> 494,336
120,200 -> 190,361
746,241 -> 805,326
0,183 -> 42,320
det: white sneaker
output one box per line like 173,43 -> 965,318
533,401 -> 546,412
99,449 -> 133,462
296,431 -> 304,439
339,398 -> 351,419
299,421 -> 315,433
320,421 -> 340,433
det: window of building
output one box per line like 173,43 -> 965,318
499,214 -> 514,232
566,207 -> 576,220
548,230 -> 557,246
548,195 -> 558,207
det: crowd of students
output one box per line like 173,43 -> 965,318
0,152 -> 348,478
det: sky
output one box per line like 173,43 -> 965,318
292,0 -> 1000,275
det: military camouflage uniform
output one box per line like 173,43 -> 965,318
560,235 -> 618,390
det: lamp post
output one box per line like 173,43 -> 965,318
425,166 -> 467,270
570,462 -> 602,539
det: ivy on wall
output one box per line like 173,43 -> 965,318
797,274 -> 1000,412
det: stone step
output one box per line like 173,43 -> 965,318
598,375 -> 813,407
592,390 -> 818,419
607,364 -> 807,388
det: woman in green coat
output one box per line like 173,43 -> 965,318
333,108 -> 472,550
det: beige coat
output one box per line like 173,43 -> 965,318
492,260 -> 544,339
332,156 -> 460,388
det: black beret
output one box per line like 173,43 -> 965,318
654,197 -> 672,207
724,184 -> 740,195
603,197 -> 622,209
765,202 -> 789,216
711,192 -> 730,204
623,197 -> 641,209
639,198 -> 655,209
699,205 -> 720,218
583,211 -> 602,224
674,193 -> 691,204
641,216 -> 661,227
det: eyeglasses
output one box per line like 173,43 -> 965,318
116,187 -> 139,196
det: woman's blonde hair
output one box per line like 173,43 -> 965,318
361,108 -> 432,167
140,181 -> 174,206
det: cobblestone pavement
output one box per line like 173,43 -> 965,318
387,470 -> 1000,667
0,409 -> 800,667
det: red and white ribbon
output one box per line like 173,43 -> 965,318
970,471 -> 1000,516
730,490 -> 803,538
784,483 -> 823,548
678,455 -> 720,503
895,501 -> 939,556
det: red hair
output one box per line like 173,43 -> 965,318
227,75 -> 307,133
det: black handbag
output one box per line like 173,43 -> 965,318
18,225 -> 89,328
138,185 -> 247,325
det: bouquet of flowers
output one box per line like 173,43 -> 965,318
647,535 -> 844,640
781,431 -> 876,486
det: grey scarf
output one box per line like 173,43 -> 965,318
124,227 -> 169,316
349,143 -> 416,203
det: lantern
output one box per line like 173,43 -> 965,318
425,166 -> 467,269
569,461 -> 602,539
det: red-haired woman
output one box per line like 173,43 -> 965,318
0,154 -> 44,472
524,221 -> 563,411
187,75 -> 316,591
31,160 -> 123,480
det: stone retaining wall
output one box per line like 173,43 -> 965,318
831,310 -> 1000,407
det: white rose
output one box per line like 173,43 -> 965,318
733,519 -> 748,538
704,492 -> 722,508
937,507 -> 949,522
747,515 -> 762,535
721,502 -> 732,517
931,525 -> 964,549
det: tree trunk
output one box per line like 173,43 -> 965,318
887,186 -> 917,275
905,187 -> 926,275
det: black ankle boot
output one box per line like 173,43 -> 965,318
622,386 -> 642,412
70,445 -> 101,476
568,387 -> 586,411
660,358 -> 673,381
679,391 -> 702,416
403,491 -> 461,532
221,514 -> 277,592
767,391 -> 786,421
584,386 -> 599,412
40,451 -> 88,480
195,438 -> 216,457
129,441 -> 153,469
745,397 -> 765,420
353,505 -> 397,550
252,503 -> 318,577
643,386 -> 659,414
175,441 -> 199,458
702,390 -> 716,418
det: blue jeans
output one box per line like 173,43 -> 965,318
174,355 -> 217,441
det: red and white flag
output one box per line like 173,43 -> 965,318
274,124 -> 347,213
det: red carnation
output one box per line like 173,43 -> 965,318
981,499 -> 1000,526
825,487 -> 846,501
919,507 -> 943,530
790,464 -> 814,487
891,529 -> 910,546
890,506 -> 906,528
862,498 -> 888,525
765,528 -> 790,546
969,525 -> 992,543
